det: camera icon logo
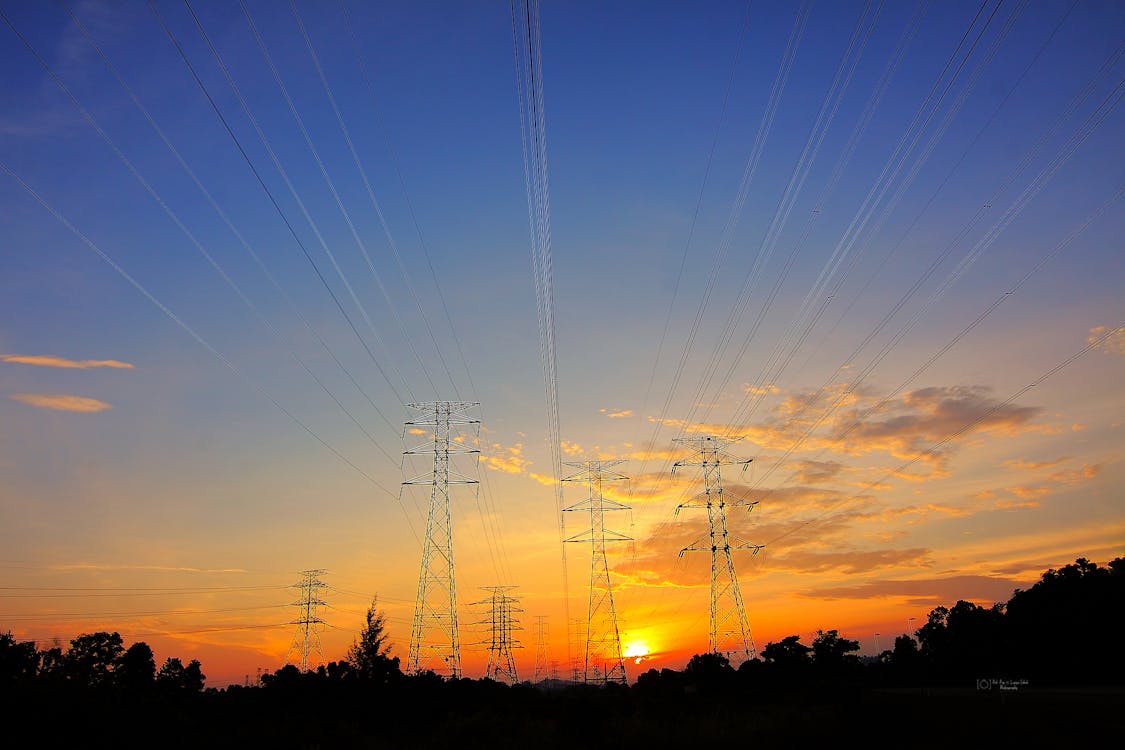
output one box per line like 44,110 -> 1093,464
976,678 -> 992,690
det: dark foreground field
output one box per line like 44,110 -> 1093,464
7,680 -> 1123,748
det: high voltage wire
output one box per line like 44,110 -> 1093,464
147,0 -> 407,412
631,0 -> 926,562
719,0 -> 1011,442
743,56 -> 1124,493
723,0 -> 931,432
510,0 -> 570,663
688,0 -> 886,432
0,158 -> 421,546
235,0 -> 427,402
0,585 -> 288,594
637,1 -> 813,486
61,2 -> 396,452
1,605 -> 288,621
808,0 -> 1082,357
179,0 -> 413,406
759,320 -> 1125,551
638,0 -> 754,422
288,0 -> 459,400
634,0 -> 1053,620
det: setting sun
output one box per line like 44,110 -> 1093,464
623,641 -> 651,664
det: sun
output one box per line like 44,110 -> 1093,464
623,641 -> 650,664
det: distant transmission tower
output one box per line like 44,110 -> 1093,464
673,436 -> 763,664
533,615 -> 549,682
562,459 -> 630,684
287,569 -> 328,671
473,585 -> 522,683
404,401 -> 480,678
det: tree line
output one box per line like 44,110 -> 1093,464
1,556 -> 1121,746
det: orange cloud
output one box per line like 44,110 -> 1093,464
1088,325 -> 1125,354
9,393 -> 112,412
1004,456 -> 1070,471
799,574 -> 1031,605
481,442 -> 532,475
1,353 -> 134,369
599,408 -> 634,419
646,384 -> 1044,472
788,459 -> 844,484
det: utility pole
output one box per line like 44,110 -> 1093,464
673,436 -> 763,665
473,586 -> 522,683
404,401 -> 481,678
287,569 -> 328,671
533,615 -> 549,683
562,459 -> 630,685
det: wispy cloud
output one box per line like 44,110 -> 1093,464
798,574 -> 1031,605
1,353 -> 134,369
9,393 -> 112,412
52,563 -> 247,573
599,408 -> 634,419
1088,325 -> 1125,355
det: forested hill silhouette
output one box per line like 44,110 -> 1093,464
2,556 -> 1121,747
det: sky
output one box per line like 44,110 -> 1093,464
1,0 -> 1122,687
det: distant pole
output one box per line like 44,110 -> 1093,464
562,459 -> 631,685
533,615 -> 549,682
673,436 -> 763,665
569,617 -> 584,683
874,632 -> 881,655
287,569 -> 328,671
404,401 -> 481,679
906,616 -> 917,638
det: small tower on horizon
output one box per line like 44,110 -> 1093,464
287,569 -> 328,671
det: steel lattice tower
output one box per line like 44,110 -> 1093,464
673,436 -> 763,664
287,569 -> 327,671
562,459 -> 630,685
404,401 -> 480,678
532,615 -> 549,682
473,585 -> 522,683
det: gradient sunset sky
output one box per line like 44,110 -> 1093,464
1,0 -> 1122,687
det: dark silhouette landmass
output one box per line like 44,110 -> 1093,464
3,557 -> 1121,747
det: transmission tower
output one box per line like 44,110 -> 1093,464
287,569 -> 328,671
673,435 -> 763,664
533,615 -> 549,682
403,401 -> 480,678
472,585 -> 522,683
569,617 -> 584,683
562,459 -> 630,685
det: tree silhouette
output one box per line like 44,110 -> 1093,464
64,631 -> 124,687
761,635 -> 812,669
157,657 -> 205,692
0,631 -> 37,683
116,641 -> 156,691
811,629 -> 860,677
346,596 -> 400,684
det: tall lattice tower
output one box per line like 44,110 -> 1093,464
673,436 -> 763,664
403,401 -> 481,678
287,569 -> 327,671
473,585 -> 522,683
532,615 -> 549,682
562,459 -> 630,684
